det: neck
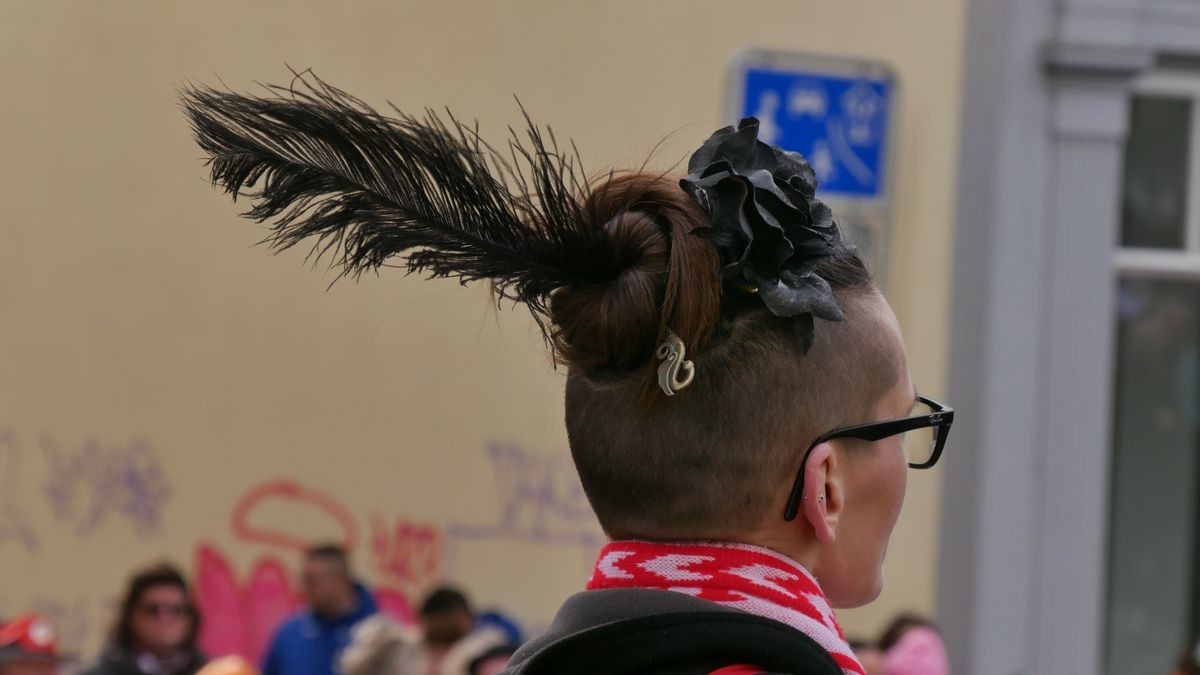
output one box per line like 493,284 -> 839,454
739,528 -> 822,578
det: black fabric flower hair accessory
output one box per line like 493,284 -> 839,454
680,117 -> 855,341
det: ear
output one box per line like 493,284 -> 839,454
802,442 -> 844,545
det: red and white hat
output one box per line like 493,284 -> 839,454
0,614 -> 63,665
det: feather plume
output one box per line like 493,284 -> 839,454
180,68 -> 617,344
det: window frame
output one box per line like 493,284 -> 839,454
1118,72 -> 1200,281
1108,69 -> 1200,673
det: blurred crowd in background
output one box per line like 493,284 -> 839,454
0,550 -> 959,675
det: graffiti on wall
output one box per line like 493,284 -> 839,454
0,427 -> 174,656
0,429 -> 40,554
41,434 -> 171,538
446,441 -> 602,546
0,427 -> 173,553
230,479 -> 359,552
194,544 -> 298,664
195,479 -> 428,663
443,442 -> 603,582
0,429 -> 596,664
369,514 -> 443,594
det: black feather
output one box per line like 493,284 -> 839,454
180,68 -> 616,344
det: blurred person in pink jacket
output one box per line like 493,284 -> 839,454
877,615 -> 949,675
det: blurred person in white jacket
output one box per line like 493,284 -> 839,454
339,588 -> 513,675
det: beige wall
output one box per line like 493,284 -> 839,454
0,0 -> 964,658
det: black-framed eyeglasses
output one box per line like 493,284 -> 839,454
782,394 -> 954,521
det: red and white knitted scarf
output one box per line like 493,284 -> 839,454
587,541 -> 866,675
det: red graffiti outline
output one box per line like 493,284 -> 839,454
369,513 -> 443,590
231,480 -> 358,552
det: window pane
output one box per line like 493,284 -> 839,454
1121,96 -> 1192,249
1107,279 -> 1200,675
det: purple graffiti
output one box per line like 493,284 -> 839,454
446,442 -> 601,547
0,429 -> 40,554
41,434 -> 171,538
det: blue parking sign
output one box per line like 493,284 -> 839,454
734,58 -> 894,200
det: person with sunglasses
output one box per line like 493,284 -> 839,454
184,74 -> 954,675
83,563 -> 206,675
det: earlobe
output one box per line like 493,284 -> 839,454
802,442 -> 841,545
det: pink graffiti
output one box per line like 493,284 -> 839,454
194,544 -> 416,664
194,544 -> 298,664
374,588 -> 416,626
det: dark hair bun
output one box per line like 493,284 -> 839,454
551,209 -> 668,372
549,173 -> 721,380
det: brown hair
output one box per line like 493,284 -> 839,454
550,172 -> 895,538
550,172 -> 721,388
109,562 -> 200,652
306,542 -> 351,576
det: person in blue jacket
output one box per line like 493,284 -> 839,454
261,545 -> 377,675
